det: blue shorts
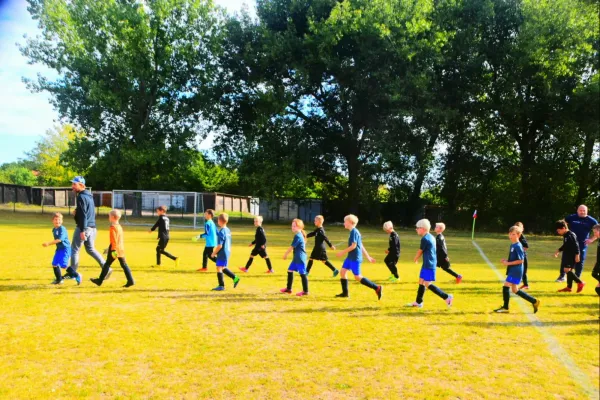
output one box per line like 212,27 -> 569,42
216,259 -> 228,267
419,268 -> 436,282
52,248 -> 71,268
342,259 -> 361,275
506,275 -> 521,285
288,262 -> 307,275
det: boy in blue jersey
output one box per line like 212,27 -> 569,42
240,216 -> 274,274
280,219 -> 309,296
407,219 -> 453,308
514,222 -> 530,289
42,213 -> 72,285
211,213 -> 240,291
335,214 -> 382,300
494,226 -> 540,313
193,209 -> 217,272
555,220 -> 584,293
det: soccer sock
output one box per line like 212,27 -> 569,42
287,272 -> 294,290
416,284 -> 425,304
52,267 -> 62,281
567,271 -> 573,288
65,266 -> 75,277
245,257 -> 254,269
306,260 -> 314,273
568,270 -> 581,284
516,290 -> 536,304
162,250 -> 177,261
386,262 -> 398,278
217,272 -> 225,287
300,274 -> 308,293
427,284 -> 449,300
324,260 -> 336,272
442,266 -> 459,278
156,247 -> 161,265
341,278 -> 349,295
223,268 -> 235,280
502,286 -> 510,309
360,277 -> 378,290
265,258 -> 273,271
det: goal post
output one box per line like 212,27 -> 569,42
112,190 -> 204,229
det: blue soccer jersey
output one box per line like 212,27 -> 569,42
216,227 -> 231,262
53,226 -> 70,250
507,242 -> 524,278
202,219 -> 218,247
347,228 -> 363,263
420,233 -> 436,269
291,232 -> 307,265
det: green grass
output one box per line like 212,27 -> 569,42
0,211 -> 598,399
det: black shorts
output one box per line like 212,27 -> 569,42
437,259 -> 450,269
251,247 -> 268,258
310,248 -> 328,261
384,254 -> 398,265
158,237 -> 170,249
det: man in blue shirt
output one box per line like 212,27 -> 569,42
557,205 -> 598,280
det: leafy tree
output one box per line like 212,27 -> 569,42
0,162 -> 38,186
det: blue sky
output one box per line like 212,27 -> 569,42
0,0 -> 253,164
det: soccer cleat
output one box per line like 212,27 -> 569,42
445,294 -> 454,307
387,275 -> 396,281
335,293 -> 349,298
456,275 -> 463,284
376,285 -> 383,300
197,268 -> 208,272
555,276 -> 566,283
557,287 -> 572,292
533,299 -> 540,314
519,284 -> 529,290
104,268 -> 113,281
494,307 -> 509,313
175,258 -> 180,268
233,276 -> 241,288
62,274 -> 74,280
75,273 -> 82,286
265,269 -> 274,274
296,291 -> 309,297
51,279 -> 63,285
389,277 -> 399,283
123,282 -> 135,288
90,277 -> 102,287
279,288 -> 292,294
406,301 -> 423,308
576,282 -> 585,293
211,286 -> 225,291
239,267 -> 249,273
153,264 -> 160,268
333,269 -> 340,278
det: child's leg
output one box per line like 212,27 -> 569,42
502,283 -> 511,309
52,266 -> 62,281
592,264 -> 600,283
323,260 -> 336,272
216,266 -> 225,287
300,273 -> 308,293
223,267 -> 236,281
424,280 -> 449,300
441,264 -> 459,278
202,247 -> 214,268
306,259 -> 314,273
286,270 -> 294,290
565,268 -> 581,288
117,257 -> 134,285
385,256 -> 399,278
514,283 -> 536,304
156,242 -> 162,265
337,268 -> 349,296
265,256 -> 273,271
356,273 -> 378,290
98,251 -> 116,281
522,257 -> 529,286
416,279 -> 426,304
245,255 -> 254,269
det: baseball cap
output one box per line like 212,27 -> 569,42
71,176 -> 86,185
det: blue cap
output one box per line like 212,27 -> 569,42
71,176 -> 86,185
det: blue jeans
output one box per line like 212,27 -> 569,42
70,227 -> 105,271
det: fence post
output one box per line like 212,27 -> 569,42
41,188 -> 45,214
14,188 -> 17,212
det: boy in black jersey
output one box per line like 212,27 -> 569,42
591,224 -> 600,296
434,223 -> 462,283
382,221 -> 400,282
306,215 -> 339,277
148,205 -> 179,268
555,220 -> 583,293
514,222 -> 530,289
239,216 -> 273,273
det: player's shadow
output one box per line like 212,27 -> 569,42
151,292 -> 297,302
0,284 -> 42,292
52,288 -> 199,294
437,319 -> 599,327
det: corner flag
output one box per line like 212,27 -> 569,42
472,210 -> 477,240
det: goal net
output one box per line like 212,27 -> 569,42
112,190 -> 204,229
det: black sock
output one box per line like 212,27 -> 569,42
566,271 -> 573,288
442,267 -> 459,278
567,270 -> 581,285
245,257 -> 254,269
428,284 -> 449,300
516,290 -> 536,304
522,273 -> 528,286
53,267 -> 62,281
300,274 -> 308,293
65,266 -> 75,277
360,277 -> 378,290
306,260 -> 314,273
287,272 -> 294,290
416,284 -> 425,304
266,258 -> 272,271
503,286 -> 510,309
341,278 -> 349,295
217,272 -> 225,287
223,268 -> 235,280
324,260 -> 336,272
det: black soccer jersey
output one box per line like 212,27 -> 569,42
307,227 -> 333,252
436,233 -> 448,262
151,215 -> 170,239
387,231 -> 400,258
252,226 -> 267,248
559,231 -> 580,265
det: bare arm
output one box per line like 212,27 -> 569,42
414,249 -> 423,263
336,242 -> 357,257
42,239 -> 61,247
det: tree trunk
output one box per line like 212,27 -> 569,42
575,129 -> 597,205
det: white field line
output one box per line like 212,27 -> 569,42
472,240 -> 599,400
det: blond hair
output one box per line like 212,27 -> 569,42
254,215 -> 263,224
315,215 -> 324,223
415,219 -> 431,231
435,222 -> 446,232
292,218 -> 307,239
52,212 -> 63,220
344,214 -> 358,225
109,209 -> 122,220
383,221 -> 393,230
508,226 -> 521,234
219,213 -> 229,224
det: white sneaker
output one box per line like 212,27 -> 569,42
406,301 -> 423,308
445,294 -> 454,308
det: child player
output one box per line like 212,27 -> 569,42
434,223 -> 462,283
306,215 -> 339,277
382,221 -> 400,282
211,213 -> 241,291
90,210 -> 135,287
148,205 -> 179,268
494,226 -> 540,313
193,209 -> 217,272
335,214 -> 382,300
555,220 -> 584,293
514,222 -> 529,289
591,224 -> 600,296
239,216 -> 274,273
407,219 -> 453,308
42,212 -> 72,285
280,218 -> 309,296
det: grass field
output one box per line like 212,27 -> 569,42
0,211 -> 598,399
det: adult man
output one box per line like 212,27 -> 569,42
556,205 -> 598,281
63,176 -> 110,284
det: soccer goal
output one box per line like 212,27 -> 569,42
112,190 -> 204,229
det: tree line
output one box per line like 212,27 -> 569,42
7,0 -> 598,230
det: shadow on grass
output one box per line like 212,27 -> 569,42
438,319 -> 599,327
